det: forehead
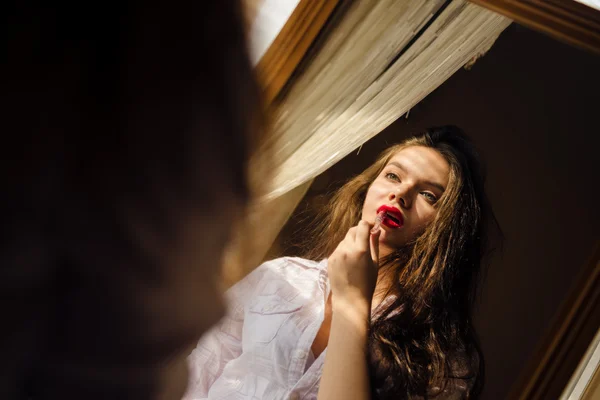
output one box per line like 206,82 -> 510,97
386,146 -> 450,187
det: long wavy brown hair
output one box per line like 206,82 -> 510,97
306,126 -> 499,399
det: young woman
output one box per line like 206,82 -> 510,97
186,126 -> 496,399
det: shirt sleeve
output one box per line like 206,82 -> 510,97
183,260 -> 272,398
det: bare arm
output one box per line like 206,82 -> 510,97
317,221 -> 380,400
318,295 -> 372,400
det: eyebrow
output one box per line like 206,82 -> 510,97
386,161 -> 446,192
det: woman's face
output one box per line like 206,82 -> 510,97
362,146 -> 450,257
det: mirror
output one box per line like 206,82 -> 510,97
190,1 -> 600,400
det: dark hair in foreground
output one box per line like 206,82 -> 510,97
306,126 -> 500,398
2,1 -> 262,398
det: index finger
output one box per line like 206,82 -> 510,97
355,220 -> 372,252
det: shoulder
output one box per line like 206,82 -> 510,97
251,256 -> 326,287
249,257 -> 327,297
256,256 -> 326,276
227,257 -> 325,298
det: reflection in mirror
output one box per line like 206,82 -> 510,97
187,3 -> 599,400
187,126 -> 494,400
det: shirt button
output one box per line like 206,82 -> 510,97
289,393 -> 299,400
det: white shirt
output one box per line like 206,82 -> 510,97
184,257 -> 330,400
184,257 -> 475,400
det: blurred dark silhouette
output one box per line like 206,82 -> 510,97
1,1 -> 263,398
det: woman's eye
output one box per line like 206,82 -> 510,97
421,192 -> 437,203
385,172 -> 400,182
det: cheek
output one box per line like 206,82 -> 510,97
362,184 -> 385,215
365,183 -> 388,203
412,205 -> 438,230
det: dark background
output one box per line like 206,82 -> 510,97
270,24 -> 600,399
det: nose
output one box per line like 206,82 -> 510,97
388,186 -> 411,209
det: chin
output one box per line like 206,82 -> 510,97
379,232 -> 402,248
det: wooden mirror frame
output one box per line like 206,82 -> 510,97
508,244 -> 600,399
470,0 -> 600,54
244,4 -> 600,398
253,0 -> 341,105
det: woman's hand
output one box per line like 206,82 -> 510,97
327,220 -> 380,311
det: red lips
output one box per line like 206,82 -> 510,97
376,205 -> 404,229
